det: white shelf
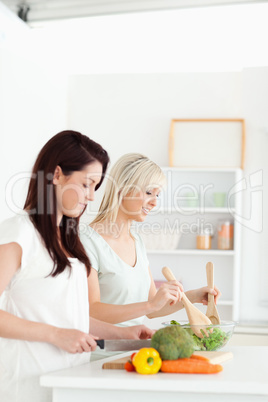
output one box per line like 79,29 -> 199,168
218,300 -> 234,306
148,167 -> 242,322
157,207 -> 235,214
161,166 -> 242,173
147,249 -> 235,256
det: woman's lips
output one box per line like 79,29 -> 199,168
142,207 -> 149,215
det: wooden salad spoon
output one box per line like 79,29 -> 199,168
162,266 -> 212,338
205,262 -> 221,325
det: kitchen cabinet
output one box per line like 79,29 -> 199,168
141,167 -> 243,322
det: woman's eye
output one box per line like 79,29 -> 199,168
83,184 -> 89,189
146,191 -> 160,198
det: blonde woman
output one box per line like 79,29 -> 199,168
80,153 -> 221,328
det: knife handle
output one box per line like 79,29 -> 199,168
96,339 -> 104,349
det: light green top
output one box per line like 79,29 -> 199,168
80,226 -> 151,327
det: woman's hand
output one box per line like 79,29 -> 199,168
119,325 -> 155,340
149,280 -> 183,311
50,328 -> 99,354
186,285 -> 221,305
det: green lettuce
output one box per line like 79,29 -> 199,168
170,320 -> 231,351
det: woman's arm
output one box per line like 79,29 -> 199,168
89,317 -> 154,339
0,242 -> 21,294
0,243 -> 98,353
0,243 -> 155,353
88,268 -> 182,324
147,278 -> 221,319
186,286 -> 221,305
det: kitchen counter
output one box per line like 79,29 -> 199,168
234,324 -> 268,335
229,325 -> 268,346
40,346 -> 268,402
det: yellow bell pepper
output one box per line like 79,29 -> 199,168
132,348 -> 162,375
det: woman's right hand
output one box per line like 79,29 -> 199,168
149,280 -> 183,311
50,328 -> 99,354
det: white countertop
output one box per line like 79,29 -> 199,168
234,325 -> 268,335
40,346 -> 268,397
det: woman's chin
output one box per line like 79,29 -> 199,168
63,208 -> 84,218
134,214 -> 147,222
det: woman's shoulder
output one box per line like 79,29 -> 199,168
79,224 -> 104,252
0,212 -> 34,235
0,212 -> 39,252
80,224 -> 99,242
79,225 -> 106,269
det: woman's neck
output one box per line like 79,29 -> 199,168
93,213 -> 133,240
114,216 -> 132,239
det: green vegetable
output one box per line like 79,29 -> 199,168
151,325 -> 195,360
169,320 -> 231,351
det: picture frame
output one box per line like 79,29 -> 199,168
169,119 -> 245,169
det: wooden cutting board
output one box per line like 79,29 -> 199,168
102,351 -> 233,369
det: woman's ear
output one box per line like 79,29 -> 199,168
53,165 -> 63,185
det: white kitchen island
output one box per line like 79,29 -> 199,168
40,346 -> 268,402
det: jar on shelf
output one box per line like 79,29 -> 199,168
217,219 -> 234,250
196,228 -> 213,250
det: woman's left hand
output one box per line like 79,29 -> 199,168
186,286 -> 221,305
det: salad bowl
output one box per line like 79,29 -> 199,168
162,320 -> 236,351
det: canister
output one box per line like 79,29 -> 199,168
196,228 -> 212,250
217,219 -> 234,250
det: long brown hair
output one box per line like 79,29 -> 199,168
24,130 -> 109,277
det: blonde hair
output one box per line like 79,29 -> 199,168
92,153 -> 166,224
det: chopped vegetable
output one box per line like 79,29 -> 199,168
170,320 -> 230,351
151,325 -> 195,360
124,361 -> 135,372
161,357 -> 223,374
132,348 -> 162,375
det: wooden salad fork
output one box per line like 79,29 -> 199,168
205,262 -> 221,325
162,266 -> 211,338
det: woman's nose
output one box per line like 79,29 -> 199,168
85,188 -> 94,201
150,195 -> 157,206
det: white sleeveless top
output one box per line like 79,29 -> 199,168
0,212 -> 90,402
80,226 -> 151,327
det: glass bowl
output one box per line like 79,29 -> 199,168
161,320 -> 236,351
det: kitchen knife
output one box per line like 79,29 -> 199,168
96,339 -> 151,351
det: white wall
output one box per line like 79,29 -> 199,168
0,47 -> 68,221
67,70 -> 268,323
29,3 -> 268,74
0,4 -> 68,221
68,73 -> 242,164
1,1 -> 267,324
68,72 -> 242,217
240,67 -> 268,321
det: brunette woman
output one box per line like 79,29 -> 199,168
0,132 -> 153,402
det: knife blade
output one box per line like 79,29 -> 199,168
96,339 -> 151,351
